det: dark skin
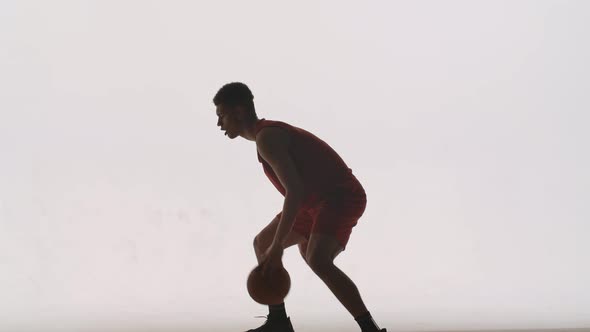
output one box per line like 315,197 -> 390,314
217,104 -> 300,276
216,104 -> 371,318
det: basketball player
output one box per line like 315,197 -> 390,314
214,82 -> 386,332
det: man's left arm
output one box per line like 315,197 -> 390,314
257,128 -> 305,247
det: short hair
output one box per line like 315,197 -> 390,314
213,82 -> 257,121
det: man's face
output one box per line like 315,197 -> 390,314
216,104 -> 241,139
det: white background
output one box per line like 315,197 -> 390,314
1,1 -> 589,331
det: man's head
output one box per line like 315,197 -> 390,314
213,82 -> 259,139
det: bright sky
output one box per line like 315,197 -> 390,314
1,1 -> 589,331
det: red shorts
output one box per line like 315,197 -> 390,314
276,180 -> 367,250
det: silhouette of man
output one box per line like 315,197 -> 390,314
213,82 -> 386,332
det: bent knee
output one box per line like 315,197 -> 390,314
253,235 -> 264,251
254,234 -> 273,254
306,254 -> 334,273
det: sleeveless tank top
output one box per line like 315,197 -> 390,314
255,118 -> 363,208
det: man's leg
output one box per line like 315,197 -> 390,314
304,233 -> 368,317
254,213 -> 308,263
249,212 -> 308,331
304,233 -> 382,331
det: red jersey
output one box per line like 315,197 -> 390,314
255,118 -> 363,208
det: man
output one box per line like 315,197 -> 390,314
213,82 -> 385,332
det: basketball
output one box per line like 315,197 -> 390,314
247,265 -> 291,305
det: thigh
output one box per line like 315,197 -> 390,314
310,193 -> 367,250
256,211 -> 309,250
291,209 -> 314,243
306,233 -> 345,265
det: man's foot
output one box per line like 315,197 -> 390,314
245,315 -> 294,332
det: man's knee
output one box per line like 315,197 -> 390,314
306,244 -> 342,274
254,235 -> 265,252
306,253 -> 334,274
254,233 -> 274,256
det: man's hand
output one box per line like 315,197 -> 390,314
259,242 -> 284,278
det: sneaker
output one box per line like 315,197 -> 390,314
245,315 -> 295,332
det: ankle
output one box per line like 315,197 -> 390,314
355,311 -> 381,332
268,302 -> 288,320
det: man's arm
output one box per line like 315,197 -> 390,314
257,127 -> 305,247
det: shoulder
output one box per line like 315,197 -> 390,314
256,126 -> 291,149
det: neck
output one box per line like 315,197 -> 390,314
240,118 -> 261,141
